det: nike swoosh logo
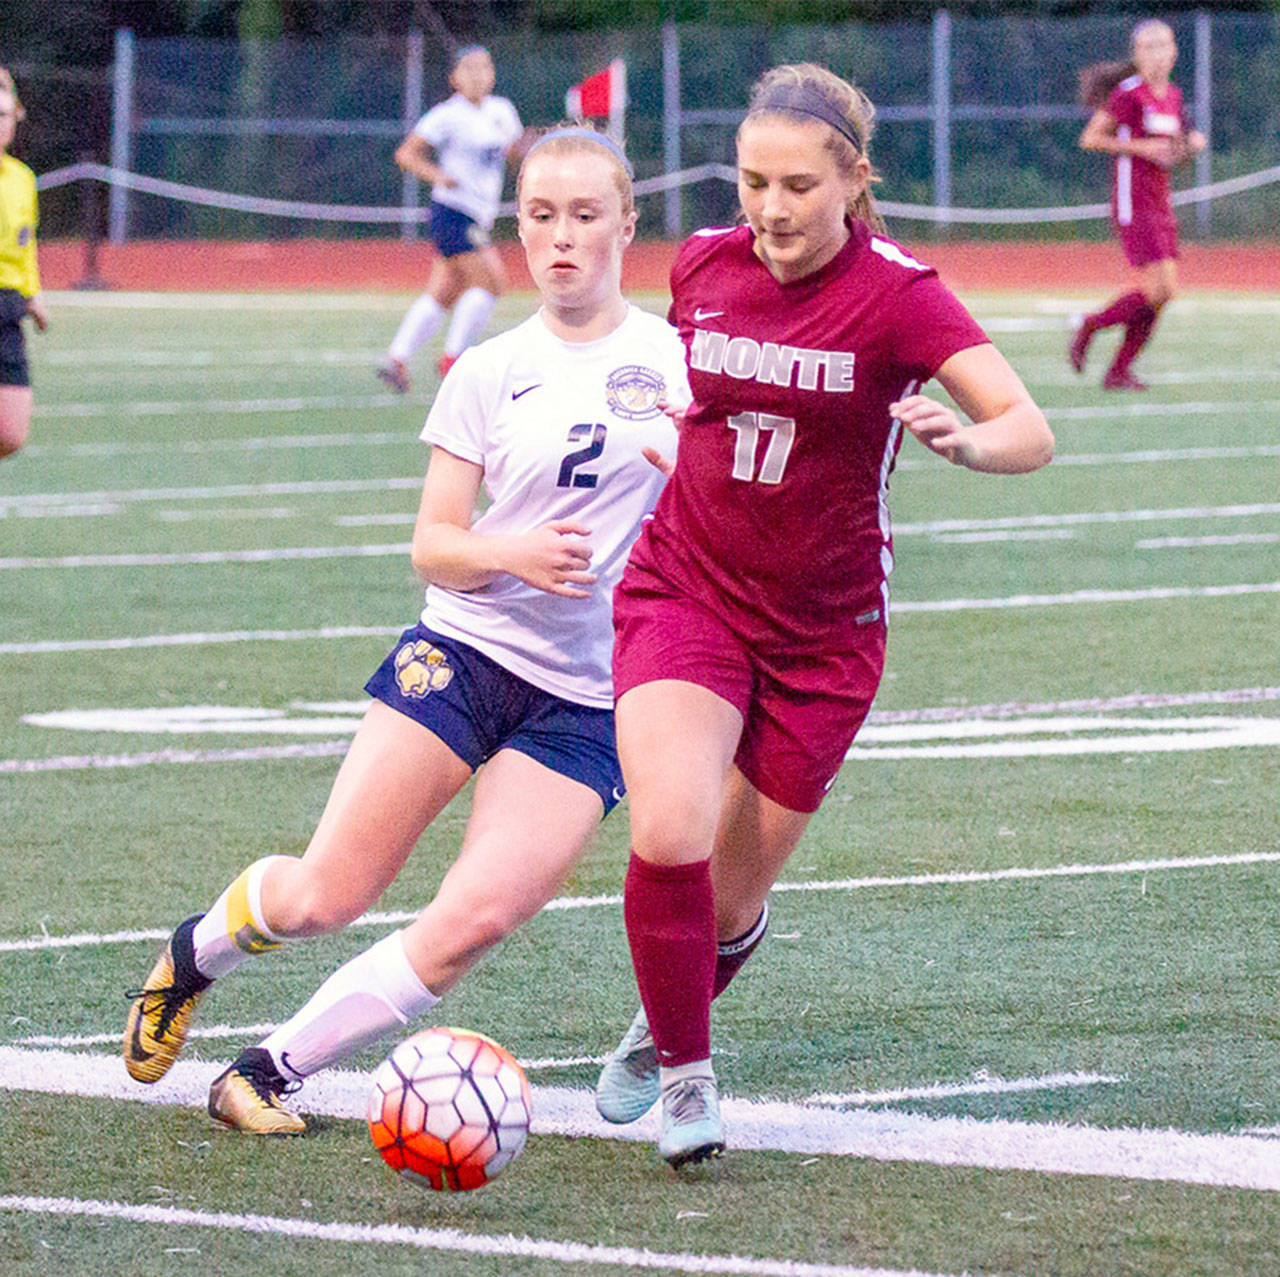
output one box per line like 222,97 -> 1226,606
512,384 -> 541,400
128,1007 -> 155,1062
693,308 -> 724,321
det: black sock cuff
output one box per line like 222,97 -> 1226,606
172,914 -> 212,991
717,901 -> 770,956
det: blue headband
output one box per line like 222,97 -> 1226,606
525,127 -> 634,178
749,84 -> 863,154
452,44 -> 490,66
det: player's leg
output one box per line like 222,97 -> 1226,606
597,766 -> 802,1126
211,741 -> 606,1132
379,255 -> 464,391
0,384 -> 31,457
1104,258 -> 1174,389
614,678 -> 744,1164
124,700 -> 471,1084
438,245 -> 507,374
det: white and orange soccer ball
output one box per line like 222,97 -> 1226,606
367,1026 -> 532,1191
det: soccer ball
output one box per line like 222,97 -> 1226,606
367,1026 -> 532,1191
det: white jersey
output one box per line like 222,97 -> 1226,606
413,93 -> 522,227
419,306 -> 689,707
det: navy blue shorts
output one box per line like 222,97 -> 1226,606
366,623 -> 624,815
0,290 -> 29,388
428,202 -> 489,258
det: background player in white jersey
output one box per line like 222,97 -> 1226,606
378,45 -> 524,392
593,63 -> 1054,1167
124,126 -> 687,1133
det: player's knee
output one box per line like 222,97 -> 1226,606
266,868 -> 364,937
0,414 -> 28,457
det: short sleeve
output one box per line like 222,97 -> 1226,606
413,103 -> 448,147
882,272 -> 989,384
498,98 -> 523,145
419,350 -> 493,464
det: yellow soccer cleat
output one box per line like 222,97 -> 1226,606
208,1048 -> 306,1135
123,917 -> 210,1084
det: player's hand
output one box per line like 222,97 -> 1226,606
25,294 -> 47,332
892,394 -> 979,468
433,173 -> 460,190
507,520 -> 596,597
642,446 -> 675,477
1134,136 -> 1178,169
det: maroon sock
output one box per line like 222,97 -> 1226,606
624,852 -> 716,1068
712,902 -> 770,1000
1108,303 -> 1159,377
1088,290 -> 1146,332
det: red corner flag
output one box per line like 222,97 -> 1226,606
565,59 -> 627,141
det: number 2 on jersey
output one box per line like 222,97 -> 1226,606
557,423 -> 607,489
727,411 -> 796,484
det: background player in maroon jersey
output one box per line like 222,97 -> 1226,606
1071,19 -> 1206,390
593,62 -> 1054,1167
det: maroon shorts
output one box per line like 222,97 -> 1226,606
1115,212 -> 1179,268
612,574 -> 886,814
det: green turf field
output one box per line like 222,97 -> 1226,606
1,286 -> 1278,1276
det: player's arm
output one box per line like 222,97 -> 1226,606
892,344 -> 1053,475
412,447 -> 597,597
1079,108 -> 1175,166
394,132 -> 457,189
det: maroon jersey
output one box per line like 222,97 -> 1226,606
1107,75 -> 1189,228
626,222 -> 987,650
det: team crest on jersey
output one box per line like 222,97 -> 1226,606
605,365 -> 665,419
394,640 -> 454,699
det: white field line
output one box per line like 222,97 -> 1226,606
4,1047 -> 1280,1193
0,544 -> 409,571
892,580 -> 1280,613
929,529 -> 1075,544
1138,533 -> 1280,549
0,1195 -> 948,1277
0,624 -> 398,656
807,1071 -> 1122,1107
34,393 -> 408,419
0,740 -> 350,775
894,501 -> 1280,535
4,850 -> 1276,955
0,477 -> 420,511
23,433 -> 412,460
11,1026 -> 605,1074
1044,400 -> 1269,422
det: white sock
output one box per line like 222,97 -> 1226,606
660,1059 -> 715,1089
442,287 -> 496,357
260,930 -> 439,1082
388,294 -> 446,362
191,855 -> 290,979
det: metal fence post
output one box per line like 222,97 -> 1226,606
662,20 -> 682,238
1194,9 -> 1212,238
931,9 -> 952,231
401,29 -> 424,242
108,28 -> 135,245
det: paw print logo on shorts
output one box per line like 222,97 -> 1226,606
394,640 -> 454,699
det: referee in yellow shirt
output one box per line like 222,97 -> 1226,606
1,70 -> 47,458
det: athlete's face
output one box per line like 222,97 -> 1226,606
518,149 -> 636,318
1132,23 -> 1177,82
0,92 -> 16,153
737,116 -> 867,284
451,51 -> 495,103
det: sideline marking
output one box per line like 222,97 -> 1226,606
0,1195 -> 945,1277
3,1047 -> 1280,1192
0,477 -> 420,512
0,544 -> 410,571
1138,533 -> 1280,549
894,501 -> 1280,535
34,393 -> 407,419
808,1071 -> 1122,1107
0,625 -> 398,656
4,851 -> 1277,954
